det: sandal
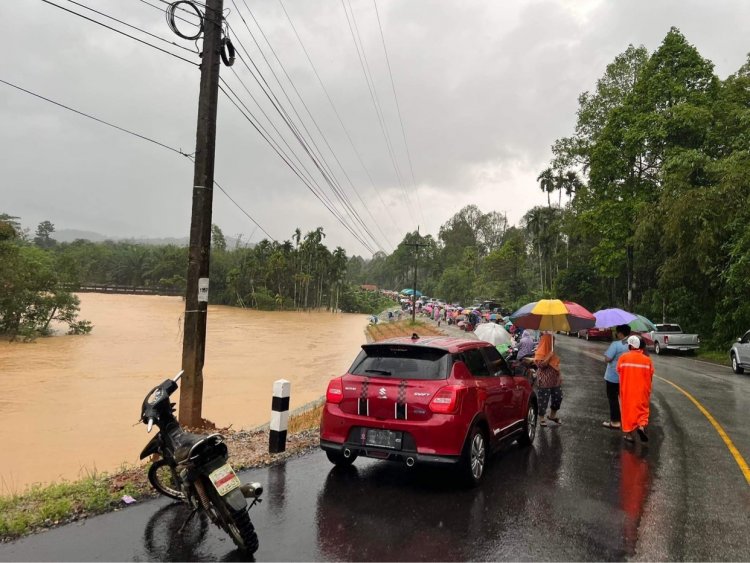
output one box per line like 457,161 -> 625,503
602,421 -> 621,429
540,419 -> 547,427
548,416 -> 562,425
637,426 -> 649,442
624,434 -> 635,443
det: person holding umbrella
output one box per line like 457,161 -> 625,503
511,299 -> 597,427
535,331 -> 563,426
602,324 -> 632,429
617,335 -> 655,443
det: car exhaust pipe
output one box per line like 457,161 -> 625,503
406,457 -> 415,467
343,448 -> 352,459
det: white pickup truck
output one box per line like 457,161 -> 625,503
648,324 -> 700,355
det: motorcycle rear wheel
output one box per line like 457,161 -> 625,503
148,459 -> 185,501
205,483 -> 259,554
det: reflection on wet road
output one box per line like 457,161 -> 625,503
1,338 -> 749,561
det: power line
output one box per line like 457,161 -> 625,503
63,0 -> 196,54
275,0 -> 405,243
372,0 -> 425,228
233,0 -> 395,252
224,35 -> 385,253
0,77 -> 276,242
50,0 -> 378,251
341,0 -> 416,220
40,0 -> 199,66
135,0 -> 385,253
218,81 -> 375,253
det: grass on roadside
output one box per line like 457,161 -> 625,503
696,348 -> 731,366
0,467 -> 149,539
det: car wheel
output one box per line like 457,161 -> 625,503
517,400 -> 537,447
585,332 -> 590,341
461,426 -> 487,486
654,341 -> 662,355
326,449 -> 357,467
732,353 -> 744,374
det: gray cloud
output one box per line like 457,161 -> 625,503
2,0 -> 748,254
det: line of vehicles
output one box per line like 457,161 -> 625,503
575,323 -> 701,355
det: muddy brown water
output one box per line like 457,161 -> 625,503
0,293 -> 367,492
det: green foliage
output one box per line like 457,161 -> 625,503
0,233 -> 91,339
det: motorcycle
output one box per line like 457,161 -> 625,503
139,370 -> 262,554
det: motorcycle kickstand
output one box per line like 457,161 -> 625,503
177,507 -> 200,535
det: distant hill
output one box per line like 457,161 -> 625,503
54,229 -> 251,248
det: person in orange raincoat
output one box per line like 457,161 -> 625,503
616,335 -> 655,442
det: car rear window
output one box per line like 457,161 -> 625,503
657,324 -> 681,332
349,345 -> 451,380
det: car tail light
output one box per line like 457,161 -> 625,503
664,335 -> 669,344
326,377 -> 344,404
429,385 -> 465,414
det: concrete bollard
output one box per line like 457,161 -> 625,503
269,379 -> 290,453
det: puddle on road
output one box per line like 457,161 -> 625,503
0,293 -> 366,491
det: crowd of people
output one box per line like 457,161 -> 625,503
404,301 -> 654,452
374,295 -> 655,446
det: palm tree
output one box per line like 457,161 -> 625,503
537,168 -> 555,207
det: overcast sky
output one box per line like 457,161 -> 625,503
2,0 -> 749,256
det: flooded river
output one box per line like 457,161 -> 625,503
0,294 -> 367,492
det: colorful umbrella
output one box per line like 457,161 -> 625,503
593,308 -> 637,328
400,288 -> 422,297
629,314 -> 657,333
489,313 -> 499,320
474,323 -> 512,346
510,299 -> 596,332
462,309 -> 472,315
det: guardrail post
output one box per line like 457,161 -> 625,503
270,379 -> 291,453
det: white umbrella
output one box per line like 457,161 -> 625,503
474,323 -> 512,346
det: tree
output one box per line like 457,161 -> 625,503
211,224 -> 227,252
34,220 -> 56,249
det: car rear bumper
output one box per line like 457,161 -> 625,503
320,439 -> 460,465
320,404 -> 469,456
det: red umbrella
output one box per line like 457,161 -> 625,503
510,299 -> 595,332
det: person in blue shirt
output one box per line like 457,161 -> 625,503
602,324 -> 632,429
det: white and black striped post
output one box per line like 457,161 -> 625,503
270,379 -> 290,453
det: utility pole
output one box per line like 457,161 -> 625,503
405,227 -> 428,324
179,0 -> 224,427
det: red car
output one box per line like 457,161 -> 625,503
577,327 -> 613,341
320,336 -> 537,484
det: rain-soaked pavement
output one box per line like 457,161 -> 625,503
2,337 -> 749,561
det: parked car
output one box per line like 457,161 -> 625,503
648,324 -> 700,355
320,336 -> 538,485
577,327 -> 613,341
730,330 -> 750,374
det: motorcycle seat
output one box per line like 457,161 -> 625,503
173,432 -> 223,463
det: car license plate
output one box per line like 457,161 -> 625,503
365,429 -> 402,449
208,463 -> 241,496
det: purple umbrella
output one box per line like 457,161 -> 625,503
593,308 -> 637,328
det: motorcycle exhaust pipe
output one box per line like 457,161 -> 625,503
406,457 -> 415,468
240,482 -> 263,498
343,448 -> 352,459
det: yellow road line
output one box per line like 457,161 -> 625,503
571,346 -> 750,485
655,375 -> 750,486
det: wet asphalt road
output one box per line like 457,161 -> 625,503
2,338 -> 749,561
